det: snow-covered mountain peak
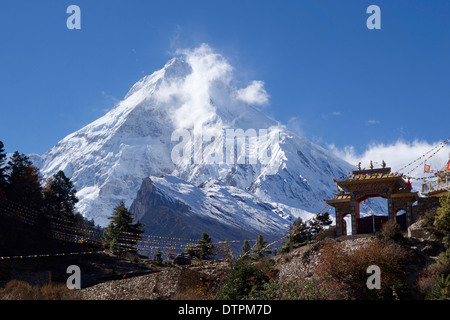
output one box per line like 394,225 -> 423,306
36,44 -> 366,232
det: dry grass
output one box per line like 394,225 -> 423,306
170,287 -> 213,300
0,280 -> 80,300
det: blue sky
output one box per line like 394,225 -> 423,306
1,0 -> 449,170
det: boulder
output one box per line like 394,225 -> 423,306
407,219 -> 442,241
173,254 -> 191,266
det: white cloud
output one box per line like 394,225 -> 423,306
366,119 -> 380,125
329,139 -> 449,173
154,43 -> 271,130
321,111 -> 341,120
328,139 -> 450,191
235,80 -> 270,106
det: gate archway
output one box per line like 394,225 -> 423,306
326,165 -> 418,236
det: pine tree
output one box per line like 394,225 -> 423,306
198,232 -> 215,260
284,212 -> 333,252
104,201 -> 145,255
187,232 -> 215,260
155,250 -> 163,265
241,239 -> 251,259
316,212 -> 332,227
290,217 -> 309,247
0,141 -> 7,199
5,152 -> 43,210
44,170 -> 79,221
253,234 -> 269,258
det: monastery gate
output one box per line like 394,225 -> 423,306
325,165 -> 419,236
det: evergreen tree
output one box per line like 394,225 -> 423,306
5,152 -> 43,210
198,232 -> 215,259
155,250 -> 163,265
44,170 -> 79,220
316,212 -> 333,227
104,201 -> 145,255
284,212 -> 333,252
253,234 -> 270,258
240,240 -> 251,259
0,141 -> 6,199
290,217 -> 309,245
187,232 -> 215,260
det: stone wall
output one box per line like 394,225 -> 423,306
412,197 -> 441,221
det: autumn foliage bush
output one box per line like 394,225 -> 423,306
314,239 -> 409,299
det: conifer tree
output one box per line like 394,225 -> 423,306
0,141 -> 6,198
5,152 -> 43,210
187,232 -> 215,260
240,239 -> 251,259
315,211 -> 333,228
284,212 -> 333,252
200,232 -> 215,259
253,234 -> 269,258
104,201 -> 145,255
44,170 -> 79,221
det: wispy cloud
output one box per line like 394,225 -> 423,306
169,24 -> 183,50
366,119 -> 380,126
101,91 -> 119,105
287,116 -> 304,136
321,111 -> 341,120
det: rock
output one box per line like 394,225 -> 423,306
174,254 -> 191,266
80,267 -> 203,300
407,219 -> 442,241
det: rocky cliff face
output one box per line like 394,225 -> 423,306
129,176 -> 291,252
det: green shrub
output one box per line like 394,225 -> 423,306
434,196 -> 450,248
426,274 -> 450,300
217,259 -> 268,300
418,248 -> 450,299
247,278 -> 336,300
423,209 -> 437,227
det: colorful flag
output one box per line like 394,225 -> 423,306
447,161 -> 450,171
424,163 -> 431,173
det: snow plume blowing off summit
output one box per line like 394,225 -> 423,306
37,44 -> 357,240
154,44 -> 270,129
